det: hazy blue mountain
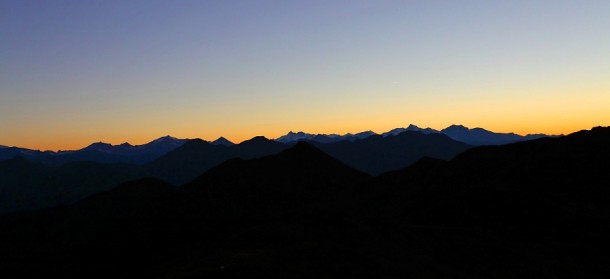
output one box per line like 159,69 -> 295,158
57,135 -> 189,164
0,146 -> 53,162
276,124 -> 554,146
275,130 -> 377,144
0,125 -> 556,166
275,131 -> 343,144
441,124 -> 553,145
0,136 -> 189,165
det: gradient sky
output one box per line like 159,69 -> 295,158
2,0 -> 609,150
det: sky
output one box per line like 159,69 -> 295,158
1,0 -> 609,151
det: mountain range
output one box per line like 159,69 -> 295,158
0,126 -> 607,278
0,124 -> 554,167
0,132 -> 470,212
0,124 -> 556,213
278,124 -> 556,146
0,135 -> 189,165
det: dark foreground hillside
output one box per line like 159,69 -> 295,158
0,127 -> 609,278
0,132 -> 469,213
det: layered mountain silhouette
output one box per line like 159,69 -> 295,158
0,125 -> 558,213
440,124 -> 551,145
0,124 -> 553,168
144,136 -> 288,185
0,127 -> 608,278
275,130 -> 376,144
276,124 -> 554,146
311,131 -> 471,175
0,136 -> 189,165
210,136 -> 235,146
0,157 -> 142,212
381,123 -> 440,136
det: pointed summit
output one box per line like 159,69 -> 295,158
211,137 -> 234,146
83,142 -> 114,152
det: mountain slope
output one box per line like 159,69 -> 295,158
0,157 -> 142,212
362,126 -> 610,277
211,137 -> 234,146
0,143 -> 374,278
312,131 -> 472,175
441,124 -> 551,145
145,136 -> 288,185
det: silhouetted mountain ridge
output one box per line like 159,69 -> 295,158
0,131 -> 474,212
0,124 -> 555,166
0,135 -> 190,165
211,136 -> 234,146
276,124 -> 556,146
0,127 -> 609,278
312,131 -> 471,175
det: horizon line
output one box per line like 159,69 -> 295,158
1,123 -> 582,152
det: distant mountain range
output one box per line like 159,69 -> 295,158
276,124 -> 557,146
439,124 -> 552,145
0,136 -> 189,165
275,130 -> 376,144
0,125 -> 555,167
0,126 -> 608,278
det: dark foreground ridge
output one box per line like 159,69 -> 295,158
0,127 -> 609,278
0,131 -> 471,212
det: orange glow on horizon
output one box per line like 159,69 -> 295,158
3,122 -> 605,152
